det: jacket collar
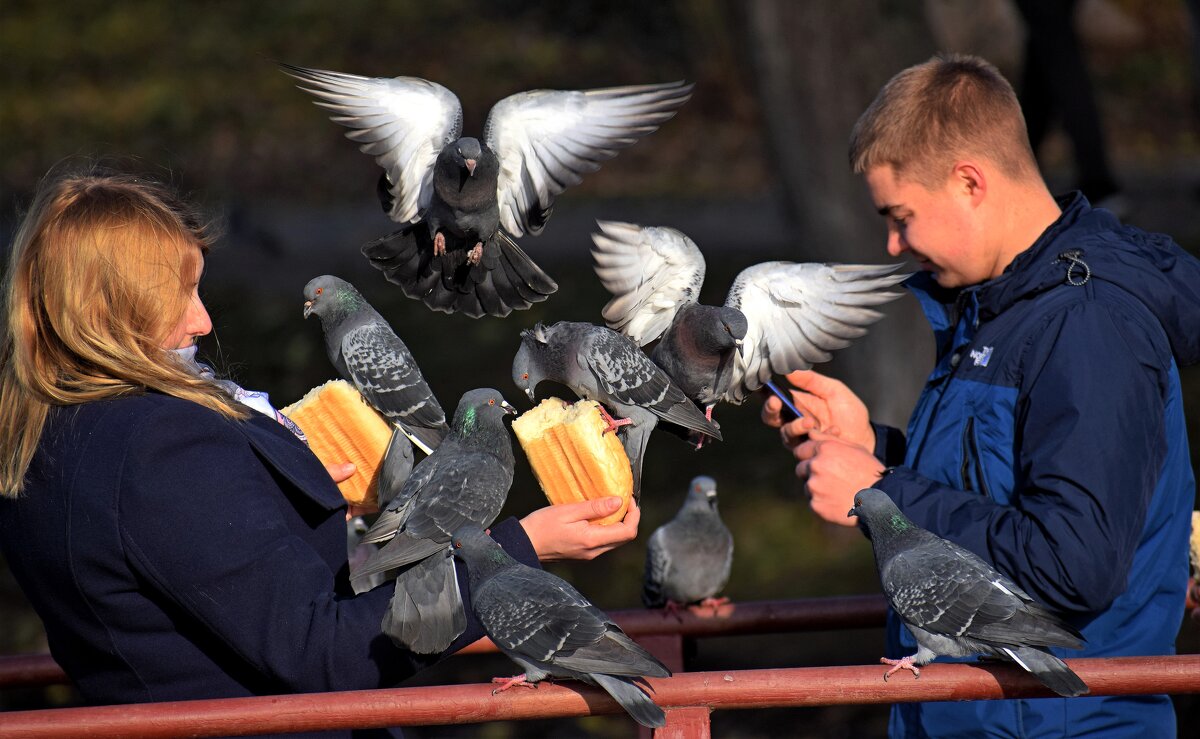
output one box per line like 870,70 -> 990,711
236,413 -> 347,512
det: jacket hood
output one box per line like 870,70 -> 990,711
959,193 -> 1200,366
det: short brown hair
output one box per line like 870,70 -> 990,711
849,53 -> 1040,189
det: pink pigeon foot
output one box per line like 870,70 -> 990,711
596,405 -> 633,435
697,596 -> 730,615
660,599 -> 686,623
880,655 -> 921,681
466,242 -> 484,265
491,674 -> 537,694
433,231 -> 447,257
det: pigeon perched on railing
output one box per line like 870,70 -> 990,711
450,523 -> 671,729
512,320 -> 721,498
591,221 -> 909,418
643,475 -> 733,616
283,63 -> 692,318
303,275 -> 448,454
849,488 -> 1089,697
351,389 -> 517,655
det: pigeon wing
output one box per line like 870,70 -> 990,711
340,321 -> 447,433
479,567 -> 609,663
722,262 -> 908,404
584,329 -> 715,436
281,64 -> 462,224
591,221 -> 706,346
484,81 -> 693,238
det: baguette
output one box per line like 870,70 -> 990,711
511,397 -> 634,525
281,380 -> 392,507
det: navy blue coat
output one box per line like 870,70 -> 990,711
872,194 -> 1199,737
0,391 -> 540,734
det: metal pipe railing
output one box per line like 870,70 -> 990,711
1,656 -> 1197,738
0,595 -> 891,688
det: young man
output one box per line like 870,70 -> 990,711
763,53 -> 1199,737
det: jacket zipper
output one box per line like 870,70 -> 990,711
960,417 -> 989,497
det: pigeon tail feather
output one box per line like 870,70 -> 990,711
589,673 -> 666,729
1006,646 -> 1089,697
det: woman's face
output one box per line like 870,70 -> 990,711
161,252 -> 212,350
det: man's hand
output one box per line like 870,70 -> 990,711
521,497 -> 641,561
762,370 -> 874,451
793,430 -> 886,526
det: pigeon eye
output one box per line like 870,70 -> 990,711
453,541 -> 462,549
488,399 -> 495,406
522,373 -> 529,380
315,287 -> 323,296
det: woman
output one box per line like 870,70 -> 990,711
0,167 -> 638,731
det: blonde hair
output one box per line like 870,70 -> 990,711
0,167 -> 247,496
849,53 -> 1040,190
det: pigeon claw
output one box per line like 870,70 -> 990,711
466,243 -> 484,266
433,231 -> 447,257
491,674 -> 536,694
698,596 -> 730,616
880,655 -> 920,681
661,600 -> 686,623
596,405 -> 633,435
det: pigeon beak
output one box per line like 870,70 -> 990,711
847,506 -> 858,518
524,387 -> 536,403
734,338 -> 745,358
501,400 -> 517,416
464,158 -> 477,177
303,300 -> 314,319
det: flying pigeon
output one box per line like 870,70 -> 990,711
450,523 -> 671,729
303,275 -> 448,453
511,320 -> 721,498
282,63 -> 693,318
590,221 -> 909,417
848,488 -> 1089,697
643,475 -> 733,616
350,388 -> 517,654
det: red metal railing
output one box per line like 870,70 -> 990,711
0,595 -> 890,688
3,594 -> 1198,738
2,657 -> 1198,738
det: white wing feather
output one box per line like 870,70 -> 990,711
485,82 -> 693,238
590,221 -> 706,346
723,262 -> 908,404
282,65 -> 462,224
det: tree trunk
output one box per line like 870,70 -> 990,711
741,0 -> 937,428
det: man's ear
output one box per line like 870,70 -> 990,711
952,161 -> 987,205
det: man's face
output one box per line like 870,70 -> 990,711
864,164 -> 986,289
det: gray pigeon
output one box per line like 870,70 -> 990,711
282,63 -> 692,318
849,488 -> 1089,697
351,389 -> 517,654
450,523 -> 671,729
642,476 -> 733,614
377,425 -> 414,508
511,320 -> 721,498
591,221 -> 909,416
303,275 -> 448,453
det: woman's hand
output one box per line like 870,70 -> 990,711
520,497 -> 641,562
325,462 -> 380,520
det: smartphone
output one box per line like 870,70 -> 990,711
764,379 -> 803,422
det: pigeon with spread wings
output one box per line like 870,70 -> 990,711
591,221 -> 909,419
282,64 -> 693,318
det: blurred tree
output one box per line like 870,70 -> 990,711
739,0 -> 935,426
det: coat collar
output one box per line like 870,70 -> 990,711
236,412 -> 347,512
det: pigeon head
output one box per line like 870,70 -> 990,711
683,475 -> 719,511
512,323 -> 556,403
684,305 -> 748,356
451,387 -> 517,438
848,488 -> 913,541
450,523 -> 513,583
302,275 -> 364,323
454,137 -> 484,177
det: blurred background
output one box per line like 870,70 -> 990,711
2,0 -> 1198,736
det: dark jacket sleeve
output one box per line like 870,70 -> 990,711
115,405 -> 541,693
876,299 -> 1166,613
871,422 -> 908,467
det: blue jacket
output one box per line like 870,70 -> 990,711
0,391 -> 540,737
872,194 -> 1199,738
